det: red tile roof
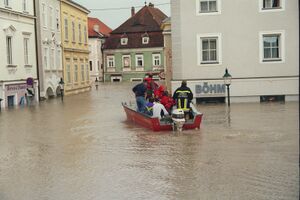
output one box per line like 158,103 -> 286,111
112,5 -> 167,34
88,17 -> 112,38
103,5 -> 167,49
103,32 -> 163,49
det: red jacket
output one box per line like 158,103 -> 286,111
160,95 -> 175,111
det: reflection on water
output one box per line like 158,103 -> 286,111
0,83 -> 298,200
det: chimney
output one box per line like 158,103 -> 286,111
131,7 -> 135,16
149,2 -> 154,7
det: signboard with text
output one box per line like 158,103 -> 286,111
195,82 -> 226,97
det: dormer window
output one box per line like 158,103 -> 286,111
142,36 -> 149,44
94,25 -> 99,33
121,37 -> 128,45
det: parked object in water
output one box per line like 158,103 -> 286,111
122,102 -> 203,131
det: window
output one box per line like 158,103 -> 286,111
4,0 -> 10,7
197,33 -> 222,65
260,0 -> 285,11
263,0 -> 280,9
64,18 -> 68,41
86,63 -> 89,81
66,64 -> 71,83
72,21 -> 75,42
23,0 -> 27,12
152,53 -> 161,66
121,38 -> 128,45
42,4 -> 47,28
84,25 -> 87,44
6,36 -> 12,64
196,0 -> 221,15
74,64 -> 78,82
24,38 -> 29,65
142,37 -> 149,44
49,7 -> 53,30
260,31 -> 284,63
89,61 -> 93,71
44,47 -> 48,69
81,64 -> 85,81
50,48 -> 54,69
135,55 -> 144,67
122,55 -> 131,68
56,10 -> 60,31
78,23 -> 82,43
56,49 -> 61,69
107,56 -> 115,68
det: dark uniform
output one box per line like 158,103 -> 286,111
173,81 -> 193,112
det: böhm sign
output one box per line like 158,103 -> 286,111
195,82 -> 225,97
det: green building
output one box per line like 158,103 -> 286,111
102,3 -> 168,82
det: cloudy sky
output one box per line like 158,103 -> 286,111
74,0 -> 171,29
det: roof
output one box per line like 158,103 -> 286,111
111,5 -> 168,34
103,32 -> 163,49
88,17 -> 112,38
103,4 -> 167,49
64,0 -> 90,14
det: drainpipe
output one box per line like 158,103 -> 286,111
33,0 -> 41,101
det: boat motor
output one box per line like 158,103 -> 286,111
171,109 -> 185,131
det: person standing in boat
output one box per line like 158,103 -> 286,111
144,73 -> 158,100
132,79 -> 147,112
173,80 -> 193,114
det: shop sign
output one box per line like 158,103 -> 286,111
195,82 -> 225,97
5,84 -> 28,92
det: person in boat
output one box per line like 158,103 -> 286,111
154,85 -> 165,100
144,97 -> 154,115
132,79 -> 147,112
173,80 -> 193,118
144,74 -> 158,100
152,98 -> 169,119
160,91 -> 175,114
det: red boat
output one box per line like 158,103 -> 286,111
122,102 -> 203,131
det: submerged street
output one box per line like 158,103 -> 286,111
0,83 -> 298,200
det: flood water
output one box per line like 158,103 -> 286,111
0,83 -> 298,200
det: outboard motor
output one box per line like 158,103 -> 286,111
171,109 -> 185,131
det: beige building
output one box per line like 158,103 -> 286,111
60,0 -> 90,95
171,0 -> 299,103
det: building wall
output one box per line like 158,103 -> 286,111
60,0 -> 90,95
103,48 -> 164,82
36,0 -> 62,99
171,0 -> 299,102
88,38 -> 102,81
162,19 -> 172,92
0,0 -> 38,108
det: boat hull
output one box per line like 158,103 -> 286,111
122,103 -> 203,131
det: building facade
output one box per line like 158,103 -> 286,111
60,0 -> 90,95
88,17 -> 112,82
102,4 -> 168,82
35,0 -> 62,99
161,17 -> 172,92
0,0 -> 38,108
171,0 -> 299,103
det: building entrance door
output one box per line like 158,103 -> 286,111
7,95 -> 14,107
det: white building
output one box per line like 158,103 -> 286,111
35,0 -> 62,99
171,0 -> 299,103
0,0 -> 38,108
88,17 -> 112,82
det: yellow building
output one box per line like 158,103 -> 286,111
60,0 -> 90,95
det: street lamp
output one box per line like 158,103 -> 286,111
223,68 -> 232,107
59,78 -> 64,102
0,98 -> 2,111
